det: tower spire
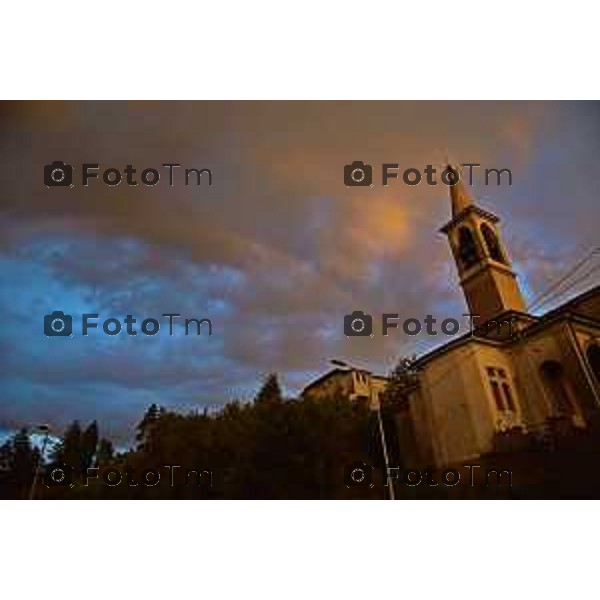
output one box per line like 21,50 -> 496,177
440,163 -> 527,324
448,164 -> 473,218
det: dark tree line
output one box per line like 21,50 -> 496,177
52,420 -> 114,473
7,366 -> 600,499
0,420 -> 114,499
62,374 -> 387,499
1,373 -> 398,499
1,370 -> 413,500
0,429 -> 40,499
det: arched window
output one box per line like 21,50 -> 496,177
502,383 -> 516,411
457,226 -> 480,269
490,380 -> 504,411
480,223 -> 506,264
540,360 -> 576,417
487,367 -> 518,413
586,344 -> 600,385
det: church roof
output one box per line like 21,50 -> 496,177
413,284 -> 600,369
439,204 -> 500,234
449,165 -> 474,217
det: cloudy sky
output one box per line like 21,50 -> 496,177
1,101 -> 599,444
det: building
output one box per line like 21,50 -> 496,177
303,167 -> 600,468
302,367 -> 387,409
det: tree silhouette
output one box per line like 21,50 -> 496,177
66,381 -> 381,499
96,438 -> 114,466
382,355 -> 420,410
254,373 -> 283,406
35,374 -> 388,499
136,403 -> 161,451
0,428 -> 38,498
53,420 -> 82,469
81,421 -> 99,471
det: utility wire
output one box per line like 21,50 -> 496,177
528,247 -> 600,313
531,262 -> 600,313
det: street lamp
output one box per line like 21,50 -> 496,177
28,424 -> 51,501
329,359 -> 395,500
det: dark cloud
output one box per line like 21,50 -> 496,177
1,101 -> 599,442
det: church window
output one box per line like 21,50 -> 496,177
502,383 -> 516,411
490,381 -> 504,411
480,223 -> 507,264
487,366 -> 519,415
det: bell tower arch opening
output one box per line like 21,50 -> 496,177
440,164 -> 527,324
480,223 -> 507,264
457,226 -> 480,269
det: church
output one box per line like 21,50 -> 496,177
303,169 -> 600,468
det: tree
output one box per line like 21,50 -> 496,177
53,420 -> 82,470
382,354 -> 420,410
254,374 -> 283,406
81,421 -> 99,471
136,403 -> 161,451
0,440 -> 12,470
0,429 -> 38,498
96,438 -> 114,466
13,428 -> 36,487
46,381 -> 386,499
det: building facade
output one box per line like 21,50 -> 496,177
303,168 -> 600,468
302,367 -> 387,409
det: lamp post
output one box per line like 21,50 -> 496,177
28,424 -> 50,500
329,359 -> 395,500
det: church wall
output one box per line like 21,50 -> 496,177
416,343 -> 497,467
510,330 -> 563,427
402,386 -> 436,467
511,320 -> 599,427
564,322 -> 600,415
405,340 -> 540,468
470,343 -> 521,432
515,324 -> 581,426
403,316 -> 600,470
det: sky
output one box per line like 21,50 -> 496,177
1,101 -> 599,444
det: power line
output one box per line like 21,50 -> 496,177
532,262 -> 600,313
528,246 -> 600,313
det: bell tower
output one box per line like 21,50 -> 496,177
440,165 -> 527,324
